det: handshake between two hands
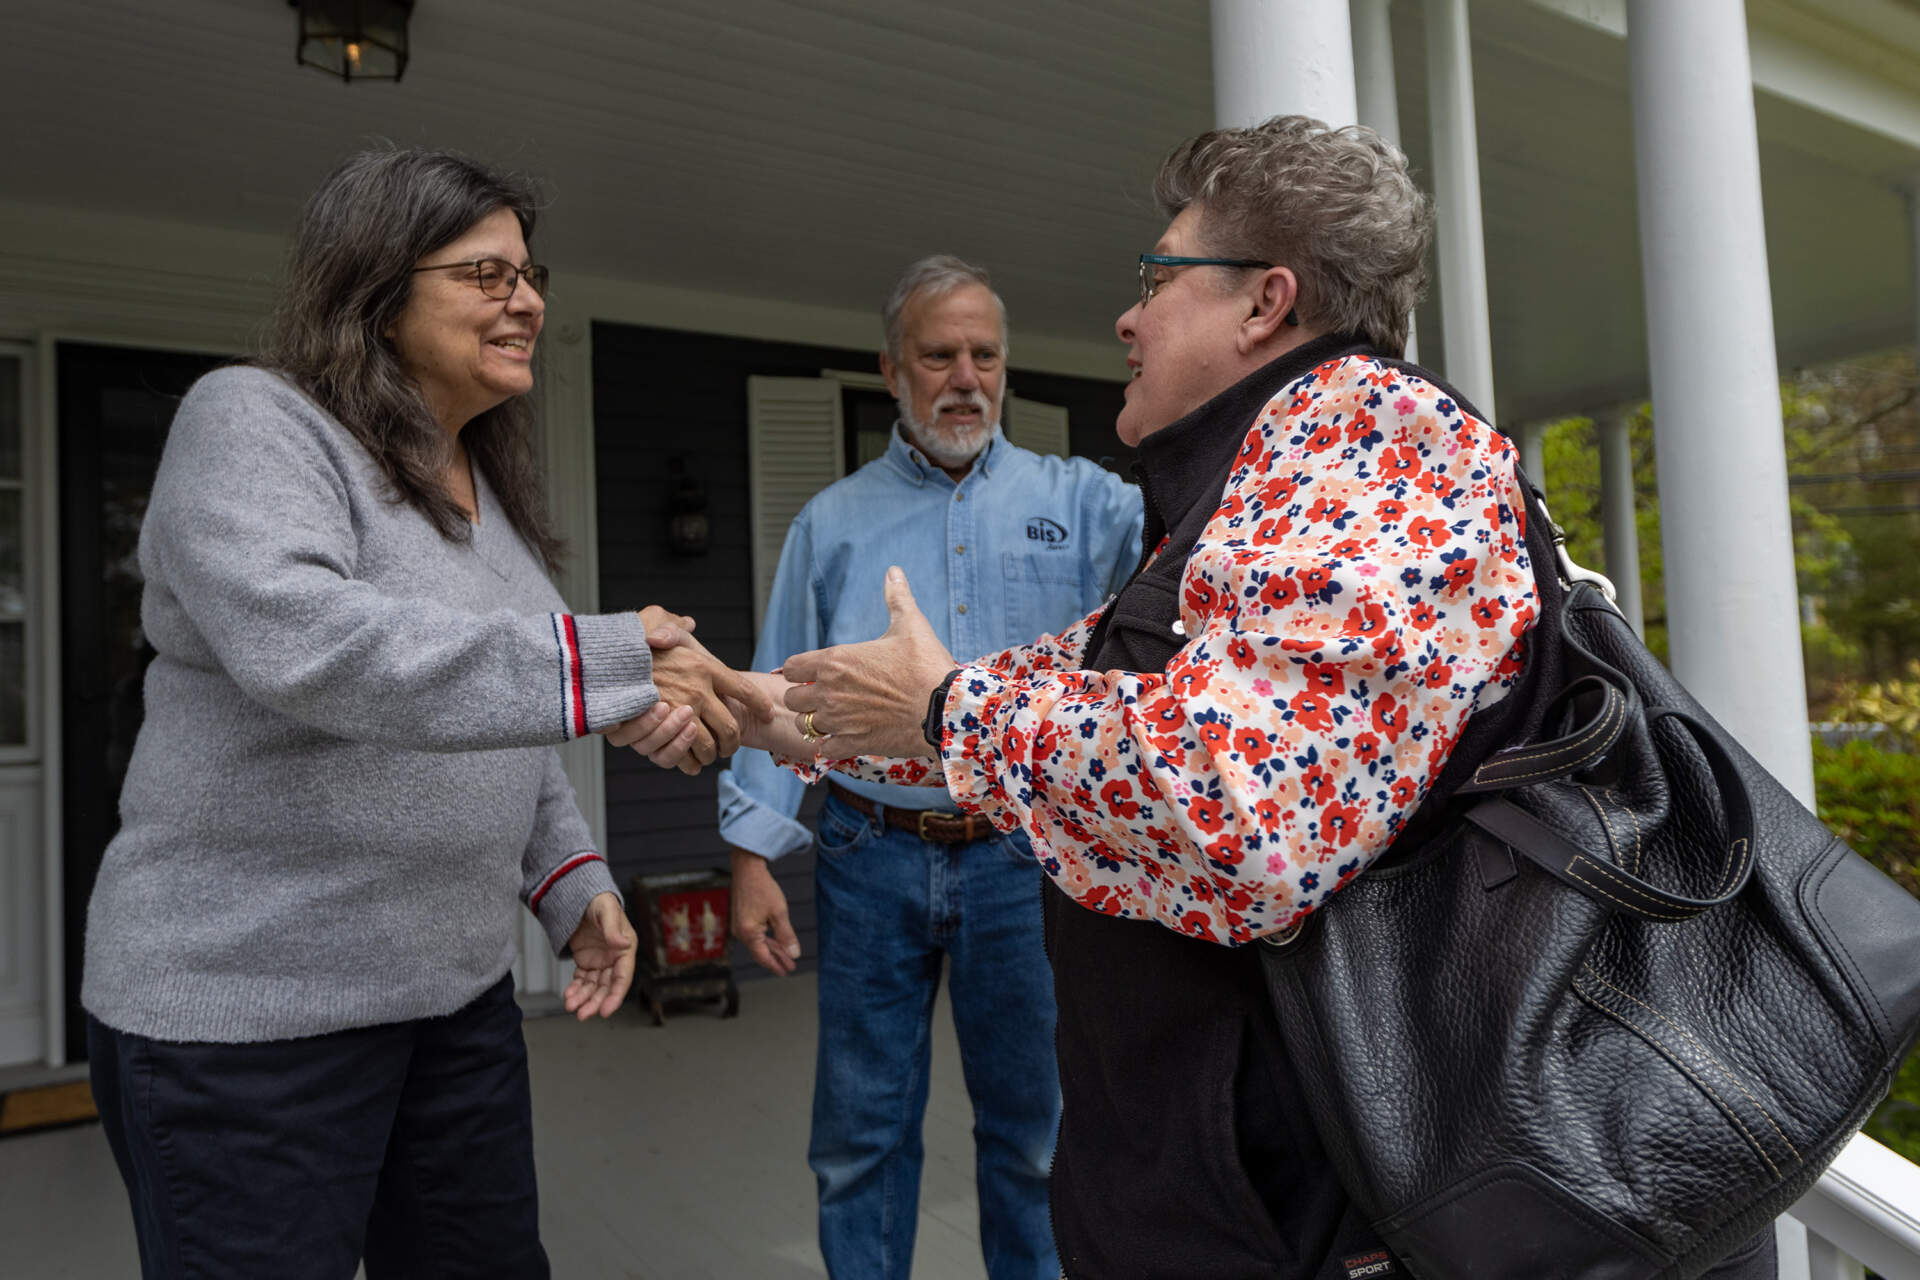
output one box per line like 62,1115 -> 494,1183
602,566 -> 959,773
573,568 -> 955,991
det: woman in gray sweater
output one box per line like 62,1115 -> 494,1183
81,149 -> 760,1279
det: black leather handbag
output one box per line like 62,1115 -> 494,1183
1258,524 -> 1920,1279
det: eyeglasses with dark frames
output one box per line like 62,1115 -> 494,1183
1137,253 -> 1298,324
410,257 -> 550,301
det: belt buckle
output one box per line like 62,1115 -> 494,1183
917,809 -> 940,841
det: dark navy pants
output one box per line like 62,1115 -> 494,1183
88,973 -> 547,1280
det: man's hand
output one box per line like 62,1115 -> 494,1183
636,605 -> 775,772
563,891 -> 636,1020
731,848 -> 800,975
781,567 -> 956,760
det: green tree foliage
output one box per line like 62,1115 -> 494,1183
1827,663 -> 1920,749
1782,353 -> 1920,702
1535,349 -> 1920,710
1537,408 -> 1667,662
1813,738 -> 1920,896
1870,1050 -> 1920,1166
1812,734 -> 1920,1164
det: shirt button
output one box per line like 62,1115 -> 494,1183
955,544 -> 966,554
954,491 -> 965,501
957,604 -> 969,615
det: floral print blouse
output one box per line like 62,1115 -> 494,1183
786,355 -> 1540,946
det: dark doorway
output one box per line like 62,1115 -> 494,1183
57,341 -> 227,1061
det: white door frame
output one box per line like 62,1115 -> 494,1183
0,340 -> 44,1066
30,329 -> 246,1066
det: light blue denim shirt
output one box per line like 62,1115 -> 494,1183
718,424 -> 1145,861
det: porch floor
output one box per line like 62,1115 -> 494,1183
0,974 -> 991,1279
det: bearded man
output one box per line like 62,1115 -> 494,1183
718,255 -> 1141,1280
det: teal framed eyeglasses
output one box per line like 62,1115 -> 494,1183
1137,253 -> 1298,324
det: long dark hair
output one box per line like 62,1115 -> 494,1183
261,148 -> 563,569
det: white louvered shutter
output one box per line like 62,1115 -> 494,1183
747,376 -> 845,632
1005,395 -> 1070,458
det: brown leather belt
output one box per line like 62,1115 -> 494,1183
828,783 -> 991,845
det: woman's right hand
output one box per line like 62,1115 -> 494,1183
603,701 -> 702,770
629,607 -> 775,772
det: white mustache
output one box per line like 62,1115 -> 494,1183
933,392 -> 990,418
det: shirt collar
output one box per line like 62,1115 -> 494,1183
884,422 -> 1006,486
1133,332 -> 1376,533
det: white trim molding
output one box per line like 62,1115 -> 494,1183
1792,1134 -> 1920,1280
1526,0 -> 1920,152
34,333 -> 61,1066
529,316 -> 603,1000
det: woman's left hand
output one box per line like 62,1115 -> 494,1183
563,891 -> 636,1020
781,567 -> 956,760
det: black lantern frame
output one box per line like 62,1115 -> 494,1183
665,457 -> 711,557
290,0 -> 414,83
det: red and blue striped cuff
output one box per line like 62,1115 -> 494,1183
551,613 -> 590,740
548,609 -> 658,741
529,851 -> 605,913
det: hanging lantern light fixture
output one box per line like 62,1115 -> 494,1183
290,0 -> 414,83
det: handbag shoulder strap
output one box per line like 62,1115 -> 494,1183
1464,709 -> 1759,921
1456,675 -> 1632,794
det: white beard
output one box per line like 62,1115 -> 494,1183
898,389 -> 997,469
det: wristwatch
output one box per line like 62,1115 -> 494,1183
923,668 -> 963,750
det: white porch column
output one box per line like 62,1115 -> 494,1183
1627,0 -> 1814,804
1599,412 -> 1645,636
1210,0 -> 1357,128
1515,421 -> 1547,492
1350,0 -> 1401,141
1350,0 -> 1419,363
1425,0 -> 1496,417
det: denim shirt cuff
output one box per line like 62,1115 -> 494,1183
717,779 -> 814,862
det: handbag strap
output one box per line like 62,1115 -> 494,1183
1455,675 -> 1632,794
1463,710 -> 1759,921
1450,480 -> 1633,798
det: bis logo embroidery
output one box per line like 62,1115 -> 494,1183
1026,516 -> 1069,547
1342,1251 -> 1398,1279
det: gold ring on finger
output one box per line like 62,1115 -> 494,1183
801,710 -> 822,741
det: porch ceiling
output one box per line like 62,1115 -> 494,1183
3,0 -> 1917,421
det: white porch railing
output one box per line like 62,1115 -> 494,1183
1787,1133 -> 1920,1280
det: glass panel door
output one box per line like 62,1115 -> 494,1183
0,353 -> 27,747
57,342 -> 226,1061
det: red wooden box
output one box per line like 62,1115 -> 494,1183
629,869 -> 739,1025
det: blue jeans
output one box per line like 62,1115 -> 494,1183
809,791 -> 1060,1280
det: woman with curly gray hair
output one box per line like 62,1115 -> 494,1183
736,116 -> 1778,1278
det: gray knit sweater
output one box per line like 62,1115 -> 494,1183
82,367 -> 656,1044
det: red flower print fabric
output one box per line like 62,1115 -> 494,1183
790,356 -> 1538,946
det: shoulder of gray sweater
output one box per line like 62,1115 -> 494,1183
166,366 -> 385,502
184,364 -> 321,424
180,366 -> 368,464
